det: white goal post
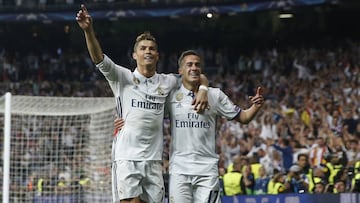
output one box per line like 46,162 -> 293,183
0,93 -> 116,203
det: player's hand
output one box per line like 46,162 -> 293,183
76,4 -> 92,32
193,89 -> 208,114
249,87 -> 264,108
114,117 -> 125,131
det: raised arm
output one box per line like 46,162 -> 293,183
76,4 -> 104,64
235,86 -> 264,124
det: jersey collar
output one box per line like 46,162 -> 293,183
180,85 -> 194,98
133,69 -> 157,84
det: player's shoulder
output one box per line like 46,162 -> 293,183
158,73 -> 180,87
158,73 -> 180,79
208,87 -> 219,92
208,87 -> 222,96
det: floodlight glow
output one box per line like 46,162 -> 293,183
279,13 -> 293,19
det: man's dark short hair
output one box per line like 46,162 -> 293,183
133,31 -> 157,52
177,50 -> 202,67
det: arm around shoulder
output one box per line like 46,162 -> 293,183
193,74 -> 209,113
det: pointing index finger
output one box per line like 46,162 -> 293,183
81,4 -> 88,13
256,87 -> 262,95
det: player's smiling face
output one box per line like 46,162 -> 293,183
133,40 -> 159,69
179,55 -> 202,84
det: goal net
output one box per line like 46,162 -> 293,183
0,94 -> 116,203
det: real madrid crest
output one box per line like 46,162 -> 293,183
175,92 -> 184,101
156,86 -> 165,95
170,196 -> 175,203
133,77 -> 140,85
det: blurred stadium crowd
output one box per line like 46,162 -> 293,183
1,37 -> 360,199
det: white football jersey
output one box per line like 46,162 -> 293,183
167,85 -> 241,176
97,55 -> 179,161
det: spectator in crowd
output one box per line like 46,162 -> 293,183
351,160 -> 360,192
226,154 -> 241,173
223,162 -> 246,196
333,179 -> 347,193
272,137 -> 293,172
295,154 -> 312,190
253,165 -> 270,195
324,146 -> 346,185
309,134 -> 332,168
242,160 -> 256,195
256,143 -> 273,176
287,164 -> 308,193
341,107 -> 359,136
268,172 -> 287,195
313,177 -> 326,193
345,139 -> 358,163
310,166 -> 329,193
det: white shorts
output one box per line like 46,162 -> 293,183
169,174 -> 221,203
112,160 -> 164,203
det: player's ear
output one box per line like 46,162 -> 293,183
132,52 -> 137,60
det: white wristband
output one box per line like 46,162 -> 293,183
199,85 -> 209,92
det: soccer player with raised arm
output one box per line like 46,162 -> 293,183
76,5 -> 209,203
115,50 -> 264,202
166,50 -> 264,203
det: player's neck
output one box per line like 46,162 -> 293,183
137,66 -> 156,78
182,81 -> 198,93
